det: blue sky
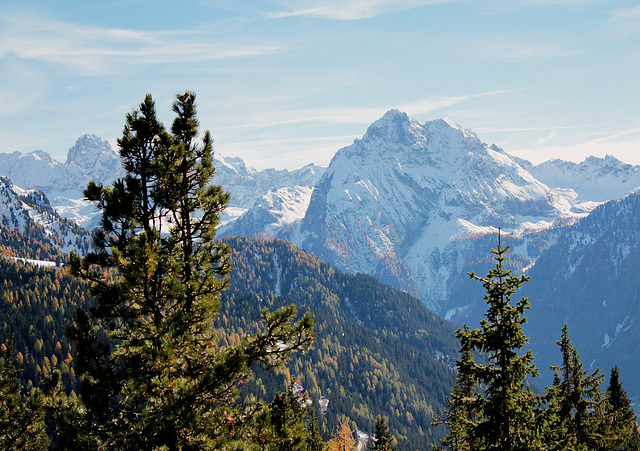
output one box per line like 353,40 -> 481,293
1,0 -> 639,169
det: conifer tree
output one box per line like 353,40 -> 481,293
43,370 -> 98,451
370,415 -> 395,450
0,341 -> 49,450
545,324 -> 605,450
305,409 -> 325,451
602,366 -> 640,451
67,92 -> 314,449
251,380 -> 311,450
433,337 -> 477,451
438,233 -> 541,451
327,417 -> 356,451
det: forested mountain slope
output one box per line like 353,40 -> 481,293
0,230 -> 458,448
522,190 -> 640,399
221,236 -> 458,448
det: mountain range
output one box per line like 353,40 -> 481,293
2,110 -> 640,405
0,135 -> 324,230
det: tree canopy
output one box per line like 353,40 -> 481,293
65,92 -> 315,449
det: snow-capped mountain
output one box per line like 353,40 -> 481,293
284,110 -> 597,312
527,155 -> 640,202
66,134 -> 122,186
219,185 -> 315,238
0,135 -> 124,227
0,177 -> 91,255
0,135 -> 325,230
213,155 -> 324,233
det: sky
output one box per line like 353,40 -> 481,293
1,0 -> 639,170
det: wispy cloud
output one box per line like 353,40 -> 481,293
218,88 -> 524,132
267,0 -> 455,20
0,13 -> 280,75
508,125 -> 640,165
609,6 -> 640,37
506,46 -> 575,60
517,0 -> 596,5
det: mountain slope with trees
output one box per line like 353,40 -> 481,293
220,236 -> 458,448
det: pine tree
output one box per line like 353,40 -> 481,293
602,366 -> 640,451
607,366 -> 634,423
545,324 -> 606,450
66,92 -> 314,449
370,415 -> 395,450
305,408 -> 325,451
433,338 -> 477,451
43,370 -> 98,451
0,341 -> 49,450
438,233 -> 541,451
251,380 -> 311,450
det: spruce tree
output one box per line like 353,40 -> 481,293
603,366 -> 640,451
43,370 -> 98,451
67,92 -> 314,449
305,409 -> 325,451
433,337 -> 478,451
370,415 -> 395,450
438,233 -> 541,451
251,380 -> 311,450
545,324 -> 605,450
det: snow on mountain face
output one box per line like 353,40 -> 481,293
219,186 -> 315,238
0,135 -> 324,230
288,110 -> 595,312
0,135 -> 123,227
529,155 -> 640,202
213,153 -> 325,230
66,134 -> 122,186
0,177 -> 91,255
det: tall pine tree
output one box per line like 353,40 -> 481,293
438,233 -> 541,451
433,334 -> 478,451
545,324 -> 606,450
66,92 -> 314,450
370,415 -> 395,451
602,366 -> 640,451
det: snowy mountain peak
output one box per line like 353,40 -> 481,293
213,153 -> 257,176
66,134 -> 118,169
291,110 -> 596,311
530,154 -> 640,202
26,149 -> 56,163
362,109 -> 415,145
65,134 -> 122,186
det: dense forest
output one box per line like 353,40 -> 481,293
220,236 -> 459,447
0,234 -> 459,448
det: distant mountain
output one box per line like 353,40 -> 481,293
0,135 -> 325,230
0,177 -> 91,259
214,157 -> 324,235
284,110 -> 596,313
528,155 -> 640,202
0,135 -> 123,227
